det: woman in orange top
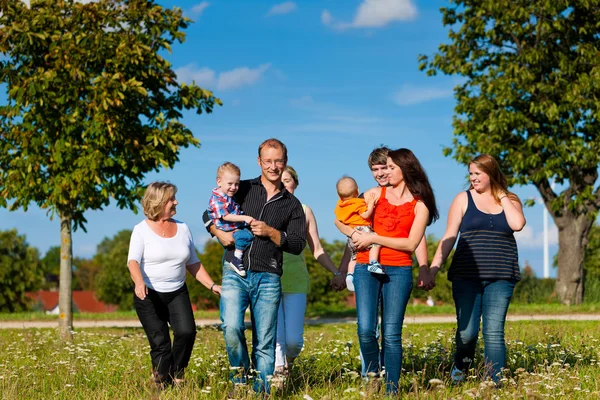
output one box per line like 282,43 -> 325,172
342,148 -> 438,394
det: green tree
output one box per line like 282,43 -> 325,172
306,239 -> 348,313
0,0 -> 220,338
94,230 -> 133,311
420,1 -> 600,304
187,239 -> 222,310
40,246 -> 60,290
73,257 -> 100,291
0,229 -> 43,312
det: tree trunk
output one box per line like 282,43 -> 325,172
555,214 -> 593,305
58,213 -> 73,340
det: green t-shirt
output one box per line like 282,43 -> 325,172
280,204 -> 310,293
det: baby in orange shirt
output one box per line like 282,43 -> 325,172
334,176 -> 383,291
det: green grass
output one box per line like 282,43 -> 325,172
2,302 -> 599,322
1,321 -> 599,399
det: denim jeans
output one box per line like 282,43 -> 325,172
354,264 -> 413,394
134,283 -> 196,384
220,263 -> 281,393
452,278 -> 516,381
233,228 -> 254,251
275,293 -> 307,367
359,295 -> 384,376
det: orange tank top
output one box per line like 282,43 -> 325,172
356,186 -> 417,267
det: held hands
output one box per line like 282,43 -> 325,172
330,274 -> 347,291
134,281 -> 148,300
242,216 -> 255,225
417,266 -> 438,291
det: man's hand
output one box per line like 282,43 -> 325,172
215,229 -> 235,247
250,220 -> 273,237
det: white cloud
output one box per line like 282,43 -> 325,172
392,85 -> 453,106
191,2 -> 210,15
267,2 -> 297,17
175,63 -> 271,91
175,65 -> 216,88
514,225 -> 558,249
323,0 -> 417,31
217,64 -> 271,90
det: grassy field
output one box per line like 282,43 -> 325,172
1,320 -> 599,399
2,302 -> 600,322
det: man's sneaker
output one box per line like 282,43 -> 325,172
228,257 -> 246,277
367,261 -> 385,275
450,366 -> 464,384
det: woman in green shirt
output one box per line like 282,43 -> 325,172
275,166 -> 341,376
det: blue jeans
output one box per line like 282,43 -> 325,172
355,264 -> 413,394
220,263 -> 281,393
233,228 -> 253,251
452,278 -> 516,382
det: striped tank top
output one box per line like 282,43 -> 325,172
448,190 -> 520,281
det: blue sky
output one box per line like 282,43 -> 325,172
3,0 -> 557,277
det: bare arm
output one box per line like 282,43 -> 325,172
208,224 -> 235,247
128,260 -> 148,300
305,206 -> 339,275
359,192 -> 377,220
334,218 -> 355,237
499,193 -> 526,232
222,214 -> 255,224
186,262 -> 221,295
430,192 -> 466,276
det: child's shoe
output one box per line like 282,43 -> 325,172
346,273 -> 355,292
367,261 -> 385,274
228,257 -> 246,277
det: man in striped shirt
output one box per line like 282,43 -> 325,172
203,138 -> 306,393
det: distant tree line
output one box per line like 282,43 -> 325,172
4,227 -> 600,313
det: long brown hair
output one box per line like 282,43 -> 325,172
388,148 -> 439,225
469,154 -> 521,205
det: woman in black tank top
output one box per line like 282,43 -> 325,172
427,154 -> 526,384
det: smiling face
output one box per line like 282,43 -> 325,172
217,171 -> 240,197
258,146 -> 286,184
282,171 -> 297,194
386,157 -> 404,186
469,163 -> 491,192
371,164 -> 389,186
161,193 -> 178,219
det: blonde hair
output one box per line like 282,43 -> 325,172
217,162 -> 241,178
336,176 -> 359,200
142,182 -> 177,221
469,154 -> 521,205
284,165 -> 299,187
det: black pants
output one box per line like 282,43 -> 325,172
134,283 -> 197,383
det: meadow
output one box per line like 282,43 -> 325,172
1,320 -> 599,399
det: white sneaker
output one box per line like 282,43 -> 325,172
346,274 -> 355,292
367,262 -> 385,274
451,366 -> 464,384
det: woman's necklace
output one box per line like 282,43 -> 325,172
155,220 -> 170,236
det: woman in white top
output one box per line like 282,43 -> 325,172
127,181 -> 221,388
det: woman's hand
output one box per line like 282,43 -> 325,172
211,284 -> 222,296
351,230 -> 375,250
417,266 -> 436,291
134,281 -> 148,300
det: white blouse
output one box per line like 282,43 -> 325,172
127,219 -> 200,293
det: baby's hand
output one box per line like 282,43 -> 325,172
243,216 -> 255,225
366,192 -> 377,206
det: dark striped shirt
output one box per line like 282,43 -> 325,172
448,191 -> 520,281
203,176 -> 306,275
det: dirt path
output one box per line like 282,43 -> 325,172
1,314 -> 599,329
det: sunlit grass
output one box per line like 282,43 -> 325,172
1,321 -> 599,399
